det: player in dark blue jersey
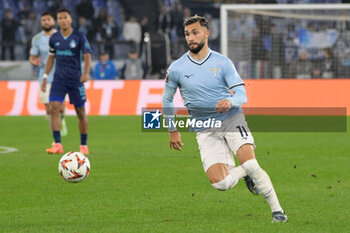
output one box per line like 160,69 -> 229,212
42,8 -> 91,154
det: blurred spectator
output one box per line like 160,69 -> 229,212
140,16 -> 150,56
48,0 -> 64,17
171,2 -> 183,33
77,16 -> 94,42
177,7 -> 191,37
101,15 -> 119,59
251,28 -> 266,61
282,22 -> 298,77
123,15 -> 142,52
171,7 -> 191,58
122,48 -> 144,79
17,2 -> 32,25
206,14 -> 220,51
317,48 -> 338,78
267,24 -> 284,79
94,8 -> 108,36
157,4 -> 172,35
295,50 -> 312,79
76,0 -> 94,22
232,13 -> 256,40
94,52 -> 118,80
23,11 -> 40,59
1,9 -> 18,60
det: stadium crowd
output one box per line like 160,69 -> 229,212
1,0 -> 350,79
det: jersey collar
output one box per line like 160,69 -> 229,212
60,29 -> 74,40
187,48 -> 212,65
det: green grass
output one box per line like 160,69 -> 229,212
0,116 -> 349,233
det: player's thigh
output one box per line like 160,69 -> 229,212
68,83 -> 86,108
49,81 -> 67,103
223,113 -> 255,159
196,130 -> 235,175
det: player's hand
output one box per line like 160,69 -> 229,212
81,74 -> 89,83
32,57 -> 41,66
41,79 -> 47,92
215,99 -> 231,114
169,130 -> 184,151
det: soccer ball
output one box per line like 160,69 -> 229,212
58,151 -> 90,183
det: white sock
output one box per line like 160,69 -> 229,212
229,165 -> 247,182
212,165 -> 246,191
242,159 -> 283,212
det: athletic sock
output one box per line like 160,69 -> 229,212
242,159 -> 283,212
212,165 -> 247,191
80,134 -> 87,146
53,131 -> 61,143
229,165 -> 247,183
60,112 -> 68,136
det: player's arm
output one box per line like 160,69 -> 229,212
216,58 -> 247,113
42,37 -> 56,92
215,85 -> 247,114
81,53 -> 91,83
41,54 -> 55,92
29,55 -> 40,66
29,37 -> 40,66
216,85 -> 247,114
162,85 -> 184,151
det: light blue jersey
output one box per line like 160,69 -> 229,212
30,31 -> 55,84
164,49 -> 245,124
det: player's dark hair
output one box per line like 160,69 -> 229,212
41,11 -> 54,18
56,8 -> 71,16
183,15 -> 209,30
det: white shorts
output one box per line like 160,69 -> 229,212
39,83 -> 51,104
196,113 -> 255,172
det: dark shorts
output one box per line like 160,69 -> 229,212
49,81 -> 86,108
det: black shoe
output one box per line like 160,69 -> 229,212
272,210 -> 288,223
244,175 -> 258,195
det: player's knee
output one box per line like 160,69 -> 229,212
51,104 -> 60,114
75,108 -> 86,119
211,175 -> 233,191
242,159 -> 261,175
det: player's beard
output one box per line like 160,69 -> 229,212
42,25 -> 54,32
188,40 -> 205,54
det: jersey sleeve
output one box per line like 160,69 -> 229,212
30,36 -> 39,56
165,64 -> 179,88
80,34 -> 92,54
222,58 -> 244,88
48,36 -> 56,56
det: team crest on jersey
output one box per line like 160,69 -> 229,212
55,42 -> 60,47
209,68 -> 220,77
70,39 -> 77,48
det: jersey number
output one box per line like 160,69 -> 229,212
236,126 -> 248,138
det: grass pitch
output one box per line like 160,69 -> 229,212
0,116 -> 349,233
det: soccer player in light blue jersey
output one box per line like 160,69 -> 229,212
42,8 -> 91,154
29,12 -> 68,137
162,15 -> 287,223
